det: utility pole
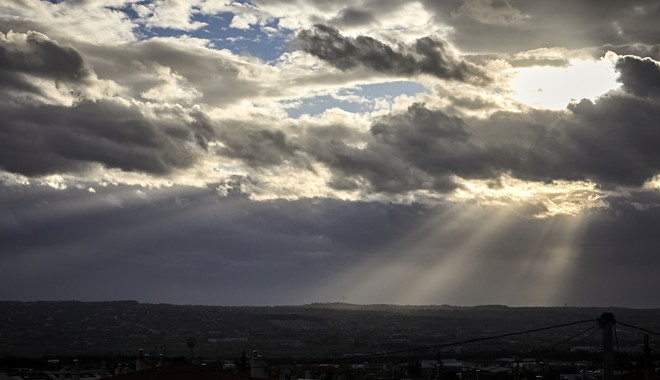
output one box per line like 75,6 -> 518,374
643,334 -> 652,380
599,312 -> 615,380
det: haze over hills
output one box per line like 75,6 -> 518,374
2,301 -> 659,359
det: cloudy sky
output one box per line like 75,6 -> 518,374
2,0 -> 660,307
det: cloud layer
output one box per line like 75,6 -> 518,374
1,0 -> 660,307
2,22 -> 660,202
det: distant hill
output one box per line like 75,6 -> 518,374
1,301 -> 659,358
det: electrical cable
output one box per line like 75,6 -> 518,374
549,324 -> 599,350
616,321 -> 660,337
338,318 -> 598,362
324,319 -> 596,360
566,325 -> 600,353
252,318 -> 598,369
613,323 -> 624,379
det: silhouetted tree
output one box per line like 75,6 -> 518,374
238,350 -> 248,374
185,337 -> 196,362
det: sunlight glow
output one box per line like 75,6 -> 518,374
451,175 -> 609,217
510,57 -> 620,110
644,175 -> 660,190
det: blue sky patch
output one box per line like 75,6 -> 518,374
355,81 -> 428,98
112,3 -> 292,62
285,81 -> 428,118
285,95 -> 369,118
194,15 -> 294,62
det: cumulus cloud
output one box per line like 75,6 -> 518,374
1,1 -> 659,200
133,0 -> 207,31
246,55 -> 659,196
297,24 -> 489,82
4,23 -> 658,205
305,103 -> 475,193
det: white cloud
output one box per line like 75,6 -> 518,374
229,13 -> 259,29
139,63 -> 202,104
133,0 -> 206,31
0,0 -> 137,44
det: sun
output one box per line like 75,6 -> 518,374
510,57 -> 620,110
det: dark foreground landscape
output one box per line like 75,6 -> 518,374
1,301 -> 660,379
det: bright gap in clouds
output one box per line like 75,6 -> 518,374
510,58 -> 620,110
285,81 -> 428,118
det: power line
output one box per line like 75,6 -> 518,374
614,323 -> 624,379
348,318 -> 598,361
255,318 -> 598,369
549,324 -> 599,350
616,321 -> 660,337
567,325 -> 600,352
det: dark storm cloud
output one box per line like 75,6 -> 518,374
0,182 -> 420,305
297,24 -> 489,82
558,96 -> 660,187
0,31 -> 214,176
0,99 -> 214,176
307,103 -> 481,193
3,181 -> 660,306
0,31 -> 91,95
465,92 -> 660,188
615,55 -> 660,97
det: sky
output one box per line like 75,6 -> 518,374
2,0 -> 660,308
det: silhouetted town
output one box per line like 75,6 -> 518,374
1,302 -> 659,380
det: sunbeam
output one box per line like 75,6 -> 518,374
499,213 -> 589,305
396,208 -> 516,304
306,204 -> 467,304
